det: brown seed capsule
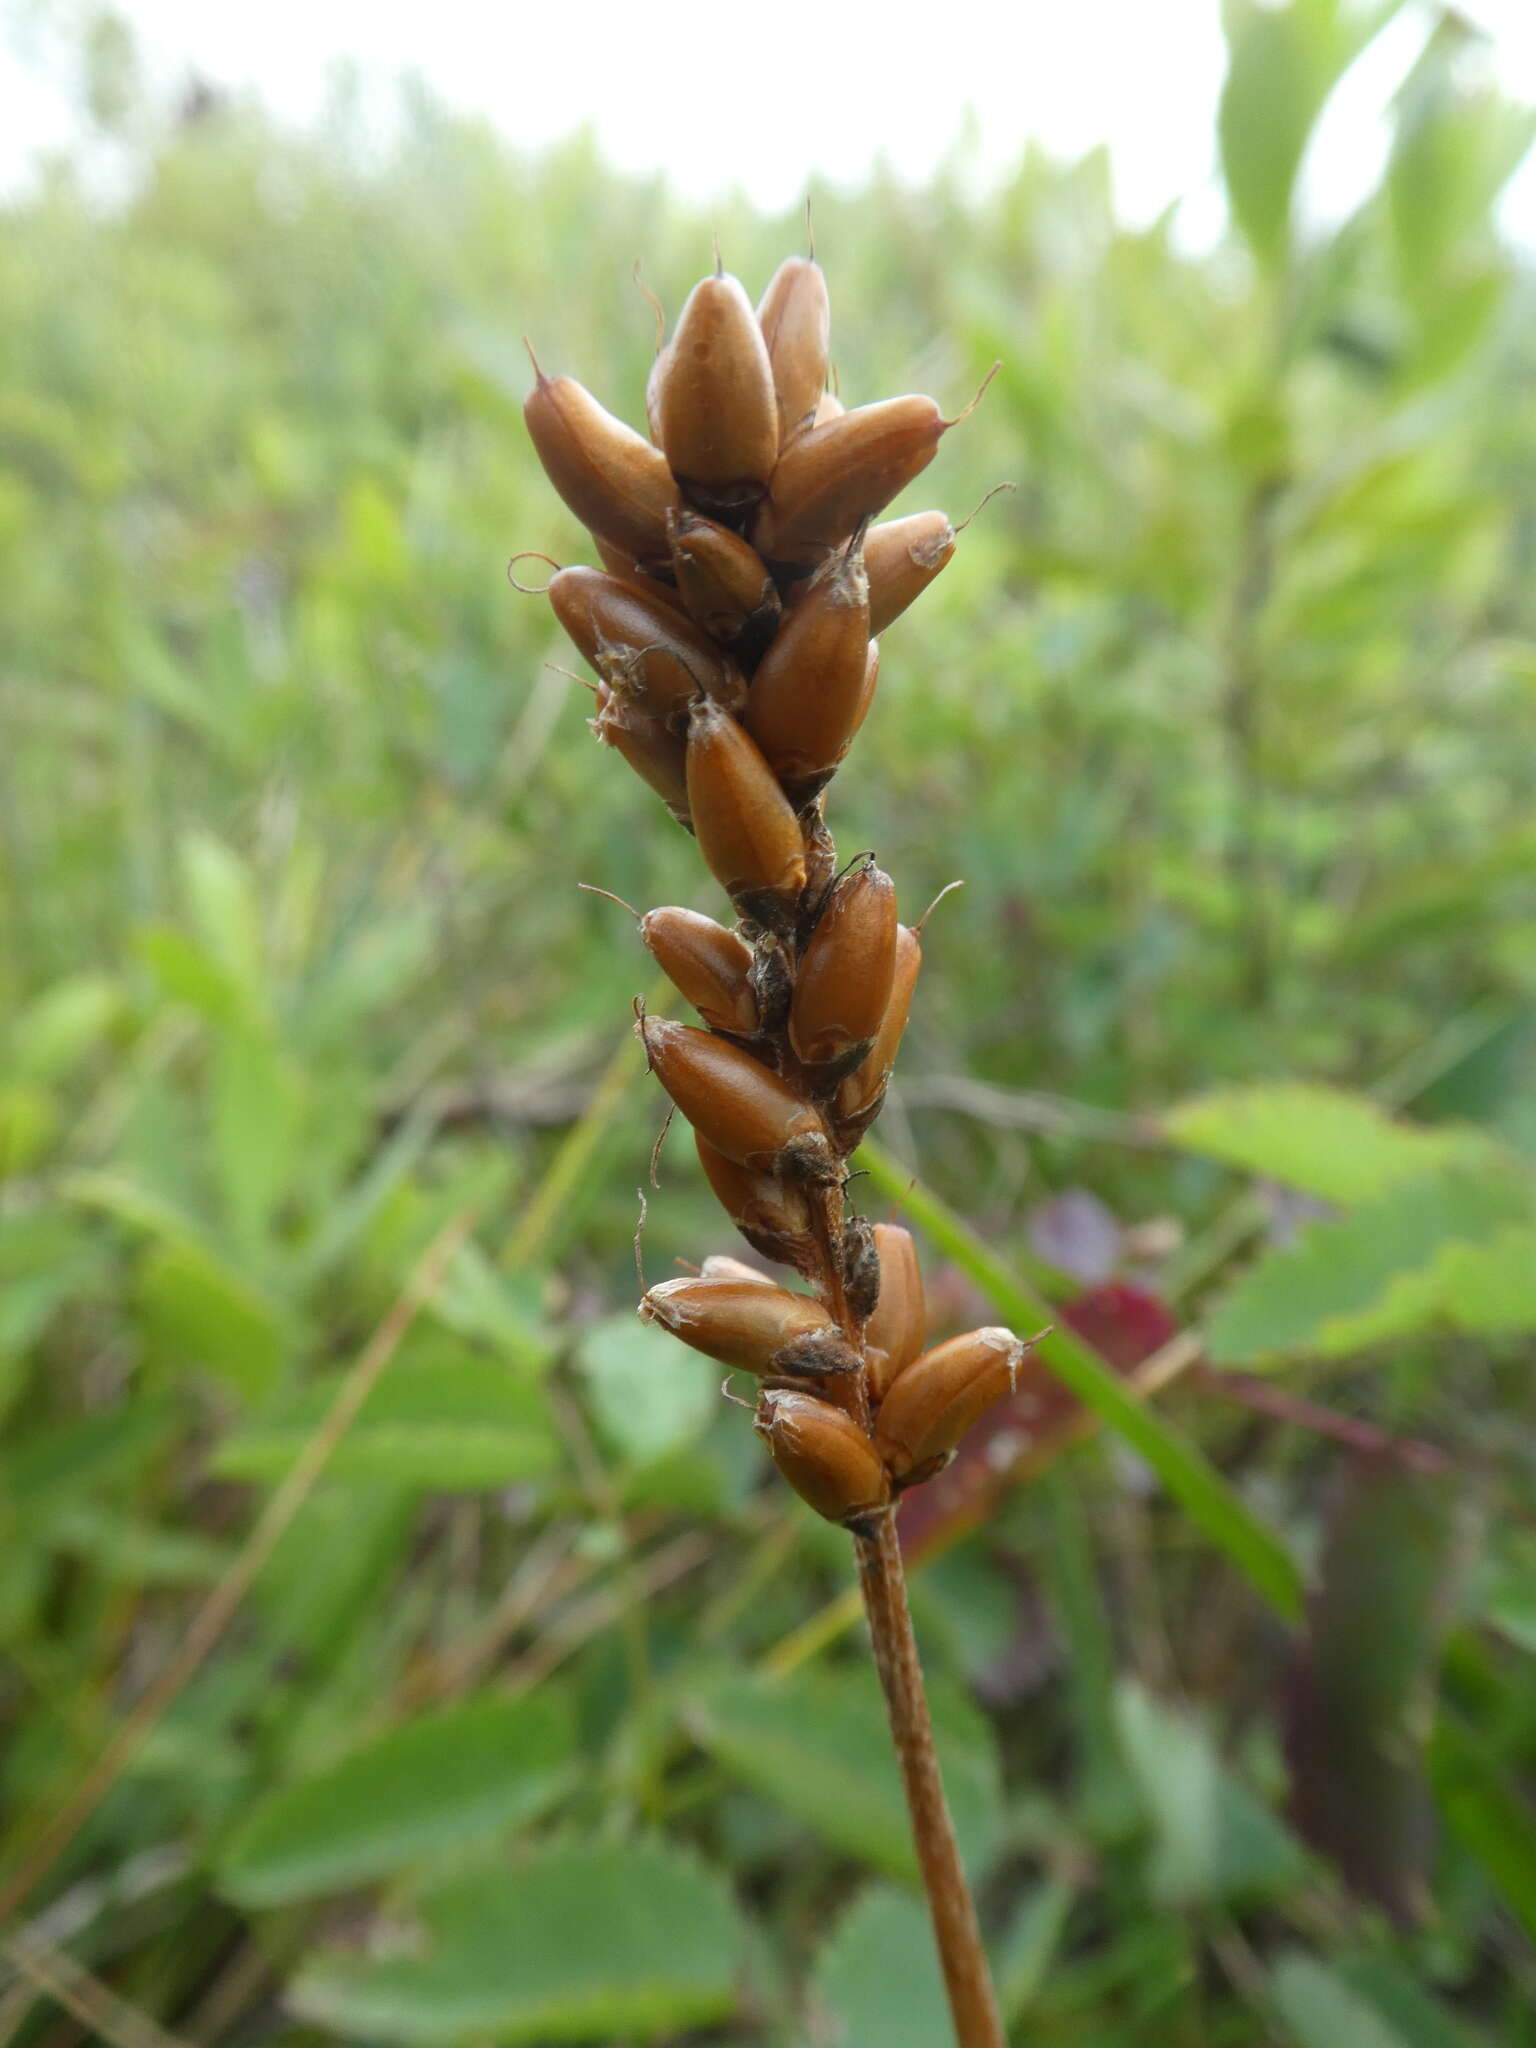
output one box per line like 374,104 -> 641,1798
743,544 -> 871,794
640,1276 -> 860,1377
863,1225 -> 927,1404
755,1387 -> 891,1528
638,1015 -> 835,1181
789,857 -> 898,1076
524,368 -> 677,574
638,907 -> 759,1037
696,1135 -> 817,1267
833,922 -> 922,1136
666,506 -> 781,664
874,1326 -> 1037,1483
550,566 -> 744,723
655,272 -> 779,518
810,391 -> 845,430
592,687 -> 691,827
686,700 -> 807,931
865,511 -> 957,634
756,256 -> 831,446
753,396 -> 947,570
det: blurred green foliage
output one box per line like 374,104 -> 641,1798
2,3 -> 1535,2042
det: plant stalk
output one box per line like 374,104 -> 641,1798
854,1512 -> 1005,2048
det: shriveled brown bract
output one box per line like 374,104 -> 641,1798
523,247 -> 1017,2048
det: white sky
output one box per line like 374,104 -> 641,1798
5,0 -> 1536,239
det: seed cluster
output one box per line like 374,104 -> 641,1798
524,251 -> 1035,1534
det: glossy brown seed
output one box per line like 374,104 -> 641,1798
789,857 -> 898,1073
696,1136 -> 817,1266
640,1276 -> 860,1377
667,506 -> 781,662
865,511 -> 957,634
524,369 -> 677,573
591,687 -> 691,827
874,1326 -> 1037,1482
655,272 -> 779,516
864,1224 -> 927,1403
833,922 -> 922,1132
638,1016 -> 834,1180
756,256 -> 831,446
686,700 -> 807,930
550,566 -> 744,723
753,395 -> 946,570
638,907 -> 759,1037
755,1388 -> 891,1527
742,545 -> 870,790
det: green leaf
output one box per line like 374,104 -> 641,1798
995,1876 -> 1075,2023
220,1693 -> 575,1906
1218,0 -> 1398,270
858,1142 -> 1305,1620
7,1396 -> 180,1511
0,1084 -> 58,1175
1206,1168 -> 1531,1364
1428,1716 -> 1536,1942
1163,1083 -> 1484,1203
134,1239 -> 287,1399
1271,1952 -> 1415,2048
1426,1228 -> 1536,1334
211,1026 -> 292,1256
1331,1956 -> 1492,2048
214,1356 -> 558,1489
811,1888 -> 950,2046
1116,1680 -> 1307,1905
574,1311 -> 718,1466
290,1838 -> 745,2043
178,828 -> 265,1002
684,1665 -> 1000,1882
10,973 -> 123,1082
1389,22 -> 1536,301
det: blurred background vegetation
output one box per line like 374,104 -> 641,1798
2,1 -> 1535,2042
